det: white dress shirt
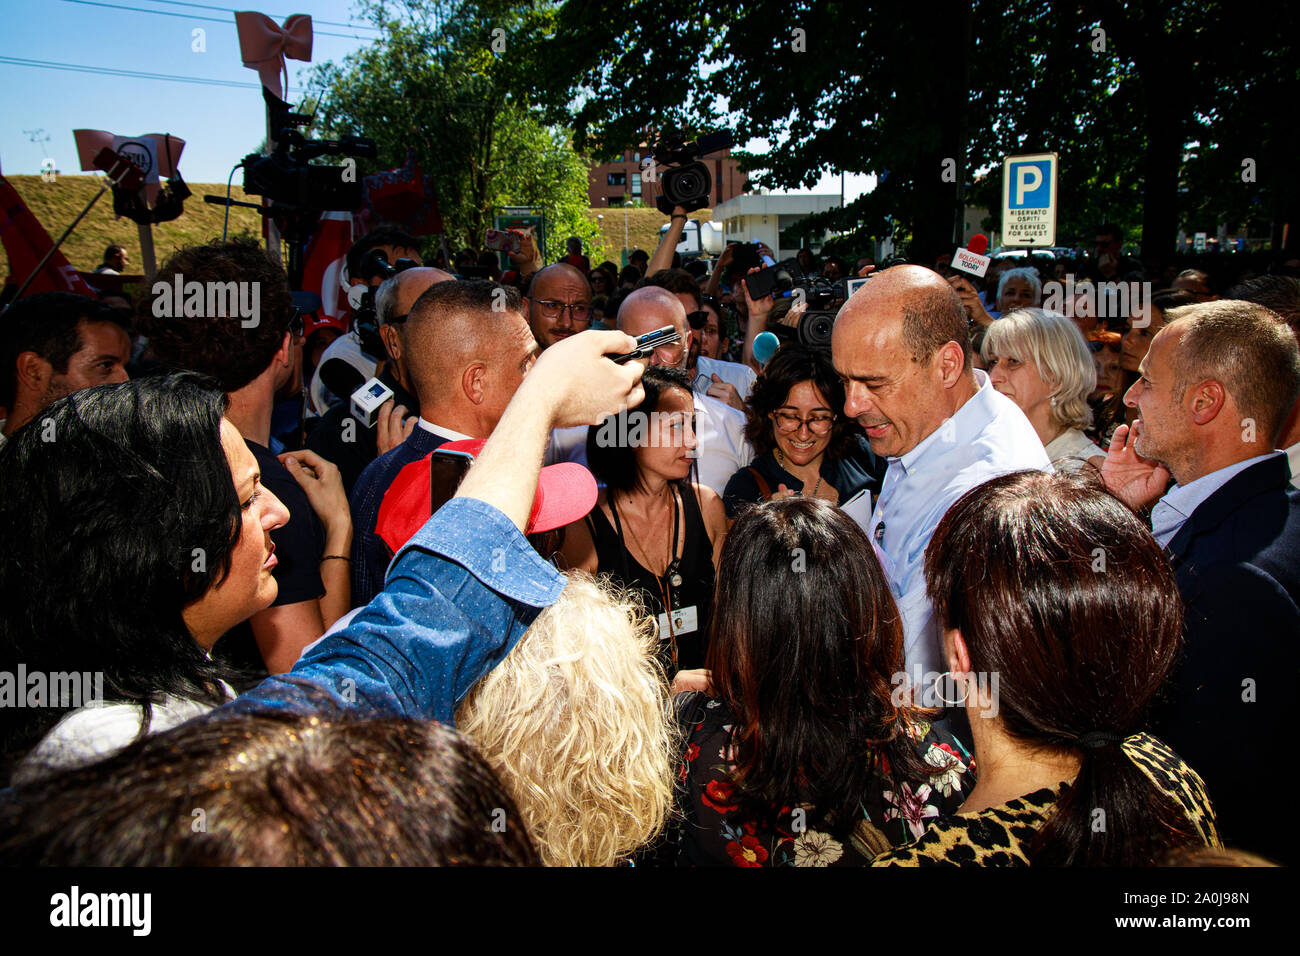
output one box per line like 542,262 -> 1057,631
693,355 -> 758,403
692,392 -> 754,494
863,369 -> 1053,679
416,418 -> 471,443
1150,452 -> 1282,548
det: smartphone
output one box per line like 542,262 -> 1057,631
610,325 -> 682,363
751,239 -> 775,267
429,448 -> 475,515
484,229 -> 522,254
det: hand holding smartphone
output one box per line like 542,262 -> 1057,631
610,325 -> 682,363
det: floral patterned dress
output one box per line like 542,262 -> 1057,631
661,694 -> 976,866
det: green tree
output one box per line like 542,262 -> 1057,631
535,0 -> 1294,268
309,0 -> 603,259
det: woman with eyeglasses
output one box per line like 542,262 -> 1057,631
722,345 -> 884,518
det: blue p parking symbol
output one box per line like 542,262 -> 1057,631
1008,160 -> 1052,208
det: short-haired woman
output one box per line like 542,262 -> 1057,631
983,307 -> 1107,473
723,344 -> 883,517
873,471 -> 1221,866
458,573 -> 676,866
664,497 -> 975,866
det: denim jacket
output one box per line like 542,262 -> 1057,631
225,496 -> 566,726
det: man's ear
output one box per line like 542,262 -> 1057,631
276,331 -> 293,367
14,351 -> 52,395
1187,379 -> 1226,426
935,340 -> 966,387
462,362 -> 486,405
380,323 -> 403,364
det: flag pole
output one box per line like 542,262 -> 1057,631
8,181 -> 109,305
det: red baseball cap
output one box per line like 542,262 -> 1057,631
375,438 -> 598,554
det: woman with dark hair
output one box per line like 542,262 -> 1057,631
873,470 -> 1220,867
723,344 -> 883,517
663,497 -> 974,866
559,366 -> 728,691
0,373 -> 289,783
0,708 -> 539,866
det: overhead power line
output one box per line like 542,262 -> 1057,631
59,0 -> 374,40
136,0 -> 384,31
0,54 -> 302,91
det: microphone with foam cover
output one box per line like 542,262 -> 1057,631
753,331 -> 781,366
968,234 -> 989,256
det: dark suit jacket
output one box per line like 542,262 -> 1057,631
1150,454 -> 1300,864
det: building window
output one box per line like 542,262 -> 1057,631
633,152 -> 640,163
631,172 -> 642,197
607,172 -> 626,187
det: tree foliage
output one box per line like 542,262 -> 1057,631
532,0 -> 1296,265
309,0 -> 605,259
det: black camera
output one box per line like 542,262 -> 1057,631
646,129 -> 734,215
241,89 -> 377,213
352,250 -> 420,361
746,258 -> 847,352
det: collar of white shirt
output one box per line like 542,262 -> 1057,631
893,368 -> 1002,474
417,419 -> 472,443
1151,451 -> 1282,547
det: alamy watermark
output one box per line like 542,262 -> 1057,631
592,411 -> 697,456
151,274 -> 261,328
891,668 -> 1000,717
0,665 -> 104,708
1041,277 -> 1151,327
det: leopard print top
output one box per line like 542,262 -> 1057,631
871,732 -> 1221,866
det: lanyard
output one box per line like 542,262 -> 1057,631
610,487 -> 683,671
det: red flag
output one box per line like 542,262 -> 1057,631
299,210 -> 355,330
0,173 -> 96,298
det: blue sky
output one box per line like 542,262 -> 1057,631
1,0 -> 872,200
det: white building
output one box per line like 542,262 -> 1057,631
712,193 -> 844,259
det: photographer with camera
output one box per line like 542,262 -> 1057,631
307,227 -> 424,414
307,266 -> 452,498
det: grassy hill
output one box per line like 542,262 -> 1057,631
3,173 -> 711,278
4,174 -> 264,278
581,207 -> 714,264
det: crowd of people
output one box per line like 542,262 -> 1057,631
0,206 -> 1297,868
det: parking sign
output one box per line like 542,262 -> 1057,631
1002,153 -> 1057,247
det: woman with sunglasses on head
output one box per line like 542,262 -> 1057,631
559,366 -> 728,694
723,344 -> 884,518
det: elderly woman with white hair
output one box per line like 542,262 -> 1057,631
982,308 -> 1107,473
948,264 -> 1042,326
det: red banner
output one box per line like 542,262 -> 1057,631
0,174 -> 96,298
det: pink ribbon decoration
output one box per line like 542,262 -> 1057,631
235,12 -> 313,100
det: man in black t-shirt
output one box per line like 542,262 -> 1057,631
139,239 -> 352,681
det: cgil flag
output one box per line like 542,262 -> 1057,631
298,210 -> 356,331
0,170 -> 96,298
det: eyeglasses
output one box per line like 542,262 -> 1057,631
289,309 -> 305,338
685,309 -> 707,330
772,410 -> 835,434
534,299 -> 592,322
651,340 -> 685,363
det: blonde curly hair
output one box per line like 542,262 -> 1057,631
455,572 -> 676,867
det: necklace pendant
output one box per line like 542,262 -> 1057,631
670,572 -> 683,588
